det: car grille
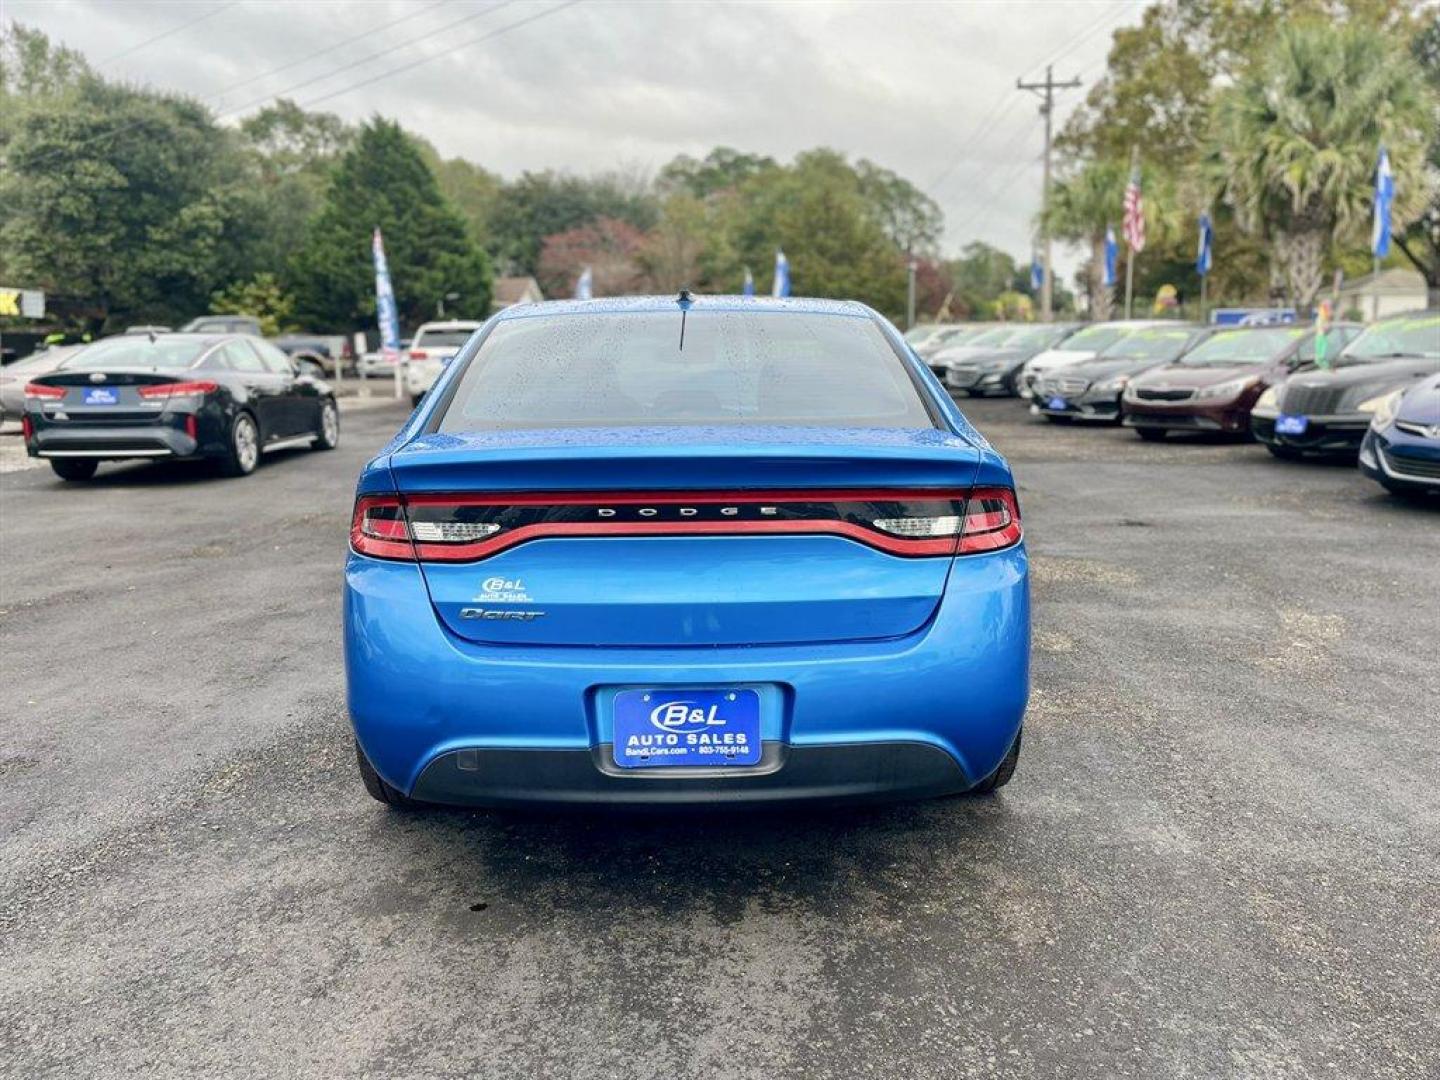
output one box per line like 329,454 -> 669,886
1039,376 -> 1090,396
1279,384 -> 1348,415
1383,447 -> 1440,479
1135,387 -> 1194,401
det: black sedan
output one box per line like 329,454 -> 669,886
1032,324 -> 1209,424
1250,311 -> 1440,459
22,333 -> 339,481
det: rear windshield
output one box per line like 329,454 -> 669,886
437,311 -> 935,431
416,330 -> 476,349
1341,314 -> 1440,363
1059,324 -> 1127,352
1179,327 -> 1304,365
1099,328 -> 1195,361
58,336 -> 209,370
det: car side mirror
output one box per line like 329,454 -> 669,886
296,359 -> 324,380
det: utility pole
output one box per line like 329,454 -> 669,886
1017,65 -> 1081,322
906,256 -> 917,330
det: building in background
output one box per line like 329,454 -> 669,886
1336,268 -> 1428,321
491,276 -> 544,313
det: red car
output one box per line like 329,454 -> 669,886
1121,323 -> 1361,440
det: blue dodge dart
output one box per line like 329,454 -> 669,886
344,295 -> 1029,808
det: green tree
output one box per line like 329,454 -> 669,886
946,242 -> 1022,319
855,159 -> 943,255
289,118 -> 492,330
1211,20 -> 1434,311
1394,9 -> 1440,302
1,49 -> 255,330
657,147 -> 777,200
412,137 -> 504,252
711,150 -> 906,315
487,170 -> 658,276
210,272 -> 295,336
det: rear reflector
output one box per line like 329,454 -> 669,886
351,488 -> 1022,563
24,382 -> 65,400
21,415 -> 34,440
137,380 -> 218,399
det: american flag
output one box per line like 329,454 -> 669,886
1122,163 -> 1145,253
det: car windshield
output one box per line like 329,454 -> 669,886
1059,324 -> 1127,353
1339,314 -> 1440,363
438,310 -> 935,431
965,326 -> 1019,347
1005,325 -> 1068,349
59,336 -> 210,370
7,351 -> 74,373
1099,328 -> 1195,361
903,326 -> 938,343
417,330 -> 476,349
1179,327 -> 1305,365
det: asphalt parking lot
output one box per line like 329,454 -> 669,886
1,396 -> 1436,1079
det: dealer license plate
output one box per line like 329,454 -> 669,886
612,688 -> 762,769
82,387 -> 119,405
1047,396 -> 1068,411
1275,414 -> 1309,435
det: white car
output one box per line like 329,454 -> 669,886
1017,320 -> 1176,399
403,321 -> 482,404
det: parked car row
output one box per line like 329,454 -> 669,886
911,311 -> 1439,500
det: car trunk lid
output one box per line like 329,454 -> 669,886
383,426 -> 984,647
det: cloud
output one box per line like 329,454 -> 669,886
12,0 -> 1140,278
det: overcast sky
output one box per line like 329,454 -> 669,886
8,0 -> 1146,279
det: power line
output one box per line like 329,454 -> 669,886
209,0 -> 450,106
96,1 -> 238,67
927,0 -> 1132,197
298,0 -> 583,111
217,0 -> 519,119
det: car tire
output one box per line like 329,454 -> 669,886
1266,444 -> 1303,461
969,729 -> 1021,795
312,399 -> 340,451
219,412 -> 260,477
355,741 -> 420,809
50,459 -> 98,482
1135,427 -> 1167,442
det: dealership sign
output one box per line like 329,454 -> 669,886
0,287 -> 46,318
1209,307 -> 1297,326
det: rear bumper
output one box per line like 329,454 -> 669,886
27,422 -> 198,459
344,547 -> 1030,805
406,742 -> 972,808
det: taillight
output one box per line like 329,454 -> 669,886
24,382 -> 65,400
21,415 -> 34,440
350,496 -> 416,560
955,487 -> 1023,554
408,350 -> 429,361
350,489 -> 1023,563
137,380 -> 218,400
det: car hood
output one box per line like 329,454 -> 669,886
1397,373 -> 1440,426
1063,356 -> 1171,381
931,343 -> 1005,365
1278,358 -> 1440,413
1025,348 -> 1094,371
946,346 -> 1029,369
1130,362 -> 1266,389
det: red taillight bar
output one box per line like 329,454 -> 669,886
24,382 -> 65,400
137,380 -> 218,399
351,488 -> 1022,563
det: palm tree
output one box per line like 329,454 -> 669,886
1045,159 -> 1180,319
1211,21 -> 1434,313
